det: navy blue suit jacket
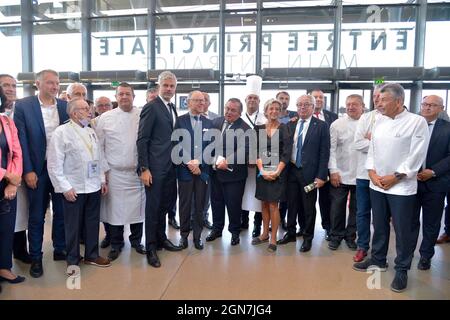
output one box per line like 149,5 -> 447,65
323,109 -> 338,127
419,118 -> 450,193
288,116 -> 330,184
14,95 -> 68,176
211,117 -> 251,183
174,113 -> 213,182
137,96 -> 178,175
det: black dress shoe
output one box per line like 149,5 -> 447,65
345,239 -> 357,251
390,271 -> 408,293
296,229 -> 304,237
14,253 -> 32,264
203,220 -> 213,230
0,275 -> 26,284
328,240 -> 340,250
277,233 -> 296,245
147,250 -> 161,268
162,239 -> 183,251
417,257 -> 431,270
299,240 -> 312,252
252,225 -> 261,238
179,238 -> 188,249
168,217 -> 180,230
30,260 -> 43,278
53,250 -> 67,261
231,235 -> 240,246
325,230 -> 331,241
107,248 -> 121,261
205,231 -> 222,242
194,239 -> 204,250
132,244 -> 146,255
100,237 -> 111,249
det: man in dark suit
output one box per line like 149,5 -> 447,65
206,98 -> 251,246
14,69 -> 68,278
310,89 -> 337,240
137,71 -> 182,268
278,94 -> 330,252
174,90 -> 213,250
415,95 -> 450,270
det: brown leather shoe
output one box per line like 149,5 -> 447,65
84,256 -> 111,267
436,233 -> 450,244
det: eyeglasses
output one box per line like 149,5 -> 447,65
190,99 -> 205,103
296,103 -> 313,108
421,102 -> 443,108
76,107 -> 90,112
96,104 -> 111,108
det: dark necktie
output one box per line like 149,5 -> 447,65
295,120 -> 305,168
167,102 -> 175,126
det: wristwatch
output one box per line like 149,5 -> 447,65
394,172 -> 406,180
431,170 -> 437,177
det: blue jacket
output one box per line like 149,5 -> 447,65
14,95 -> 68,176
174,113 -> 213,182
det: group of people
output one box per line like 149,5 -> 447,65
0,69 -> 448,295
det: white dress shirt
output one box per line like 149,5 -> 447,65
366,109 -> 429,195
353,110 -> 382,180
95,107 -> 141,171
159,95 -> 176,127
38,96 -> 60,159
47,120 -> 104,194
329,114 -> 359,185
313,110 -> 325,122
291,116 -> 312,164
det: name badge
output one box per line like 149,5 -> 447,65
88,161 -> 100,178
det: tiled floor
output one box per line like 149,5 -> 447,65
1,212 -> 449,300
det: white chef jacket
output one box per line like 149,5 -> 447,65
95,107 -> 145,225
353,110 -> 382,180
328,114 -> 359,185
366,109 -> 429,196
47,120 -> 104,194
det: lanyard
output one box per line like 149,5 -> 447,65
70,120 -> 94,159
246,111 -> 258,128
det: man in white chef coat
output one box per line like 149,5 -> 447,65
95,82 -> 146,261
241,75 -> 266,238
353,83 -> 429,293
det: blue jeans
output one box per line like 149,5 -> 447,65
356,179 -> 371,251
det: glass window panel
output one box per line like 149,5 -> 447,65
0,0 -> 20,23
33,0 -> 81,20
33,20 -> 82,71
226,1 -> 257,10
264,1 -> 333,8
0,24 -> 21,76
340,5 -> 416,68
262,8 -> 335,68
91,16 -> 148,71
342,0 -> 416,5
424,5 -> 450,68
224,12 -> 257,74
155,0 -> 220,13
155,12 -> 220,71
92,0 -> 147,16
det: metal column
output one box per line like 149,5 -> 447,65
411,0 -> 427,114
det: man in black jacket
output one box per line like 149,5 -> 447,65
137,71 -> 183,268
415,95 -> 450,270
310,89 -> 337,241
278,94 -> 330,252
